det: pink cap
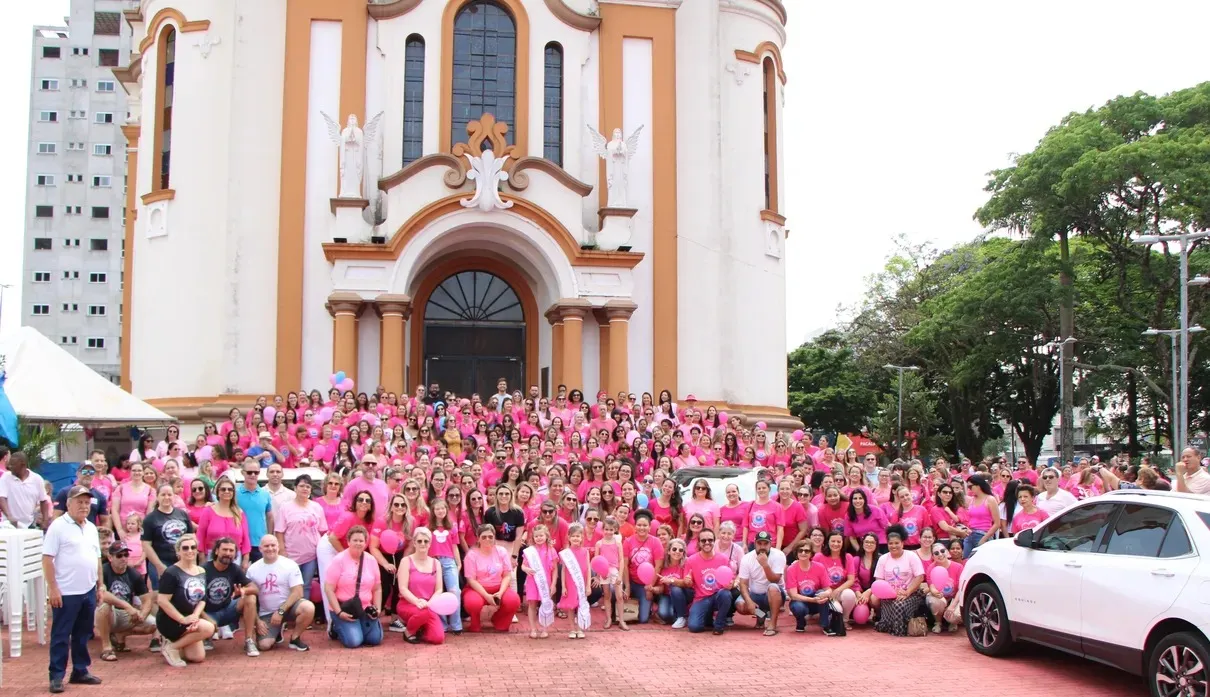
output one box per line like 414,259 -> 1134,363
685,394 -> 698,402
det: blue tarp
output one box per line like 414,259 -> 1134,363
0,371 -> 17,447
40,462 -> 80,497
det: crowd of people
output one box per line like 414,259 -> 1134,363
4,378 -> 1208,691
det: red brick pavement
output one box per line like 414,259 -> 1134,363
2,619 -> 1144,697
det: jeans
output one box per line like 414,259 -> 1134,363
147,562 -> 161,591
298,559 -> 318,599
330,614 -> 383,648
963,530 -> 989,559
436,557 -> 463,632
790,599 -> 832,630
687,590 -> 733,633
657,586 -> 690,623
49,592 -> 97,680
630,582 -> 652,623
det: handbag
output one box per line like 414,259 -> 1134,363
906,616 -> 929,637
338,553 -> 366,619
828,599 -> 847,636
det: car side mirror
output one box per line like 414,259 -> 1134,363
1014,529 -> 1035,548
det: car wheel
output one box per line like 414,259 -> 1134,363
1150,631 -> 1210,697
963,582 -> 1013,656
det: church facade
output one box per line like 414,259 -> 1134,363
115,0 -> 795,428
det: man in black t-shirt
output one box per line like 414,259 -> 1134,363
202,538 -> 261,657
96,542 -> 155,659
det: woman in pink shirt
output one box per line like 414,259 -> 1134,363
324,526 -> 384,648
395,527 -> 445,644
648,479 -> 683,535
843,489 -> 888,552
776,477 -> 809,556
196,479 -> 251,559
1008,485 -> 1048,535
785,539 -> 837,635
924,542 -> 963,633
816,485 -> 848,538
682,479 -> 720,531
814,531 -> 858,625
717,484 -> 749,541
929,483 -> 970,546
184,478 -> 211,526
745,480 -> 783,548
317,474 -> 346,529
461,524 -> 522,632
889,485 -> 930,549
112,462 -> 156,526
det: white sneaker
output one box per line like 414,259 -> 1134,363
672,618 -> 687,629
218,626 -> 234,640
244,639 -> 260,657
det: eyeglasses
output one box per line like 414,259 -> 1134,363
797,548 -> 812,555
356,497 -> 372,504
191,486 -> 205,492
326,482 -> 341,487
586,517 -> 599,522
796,491 -> 810,497
404,486 -> 419,492
698,538 -> 715,544
392,502 -> 407,508
179,545 -> 197,551
414,538 -> 430,544
1041,474 -> 1057,480
693,485 -> 707,490
217,487 -> 234,494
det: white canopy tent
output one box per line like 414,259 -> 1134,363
0,327 -> 175,426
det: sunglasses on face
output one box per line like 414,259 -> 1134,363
699,538 -> 715,544
327,482 -> 341,487
217,487 -> 234,494
191,485 -> 205,491
356,497 -> 372,504
797,548 -> 812,555
586,517 -> 599,522
179,545 -> 197,551
690,520 -> 703,526
392,502 -> 407,508
113,552 -> 131,558
1041,474 -> 1057,480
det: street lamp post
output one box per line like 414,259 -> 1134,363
1144,326 -> 1205,452
1135,232 -> 1210,450
884,364 -> 919,456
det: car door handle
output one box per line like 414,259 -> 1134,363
1064,560 -> 1082,568
1151,569 -> 1176,577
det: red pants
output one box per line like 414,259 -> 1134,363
395,603 -> 445,644
462,585 -> 521,632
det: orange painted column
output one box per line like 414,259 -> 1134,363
604,300 -> 637,396
556,300 -> 592,393
119,124 -> 139,391
595,308 -> 611,394
546,307 -> 565,390
327,292 -> 364,385
375,294 -> 412,397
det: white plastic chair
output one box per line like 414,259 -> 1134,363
0,528 -> 47,658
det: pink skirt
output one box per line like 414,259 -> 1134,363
557,572 -> 583,610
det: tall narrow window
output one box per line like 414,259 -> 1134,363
403,35 -> 426,165
157,27 -> 176,190
762,57 -> 778,214
451,1 -> 517,146
543,42 -> 563,165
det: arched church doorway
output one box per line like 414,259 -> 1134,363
422,269 -> 525,398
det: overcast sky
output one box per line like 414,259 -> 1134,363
2,1 -> 1208,352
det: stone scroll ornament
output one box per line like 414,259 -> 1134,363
461,150 -> 514,212
588,124 -> 644,208
321,112 -> 384,199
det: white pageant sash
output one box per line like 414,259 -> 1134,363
523,545 -> 555,627
559,548 -> 591,630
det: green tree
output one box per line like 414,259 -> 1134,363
870,371 -> 943,460
787,331 -> 882,433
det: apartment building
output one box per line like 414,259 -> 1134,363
22,0 -> 137,384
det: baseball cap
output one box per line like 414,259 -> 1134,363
67,485 -> 92,499
108,541 -> 129,555
258,431 -> 272,440
754,531 -> 773,543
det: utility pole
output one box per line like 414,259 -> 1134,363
1135,231 -> 1210,451
1046,337 -> 1077,467
1144,326 -> 1204,453
883,364 -> 919,458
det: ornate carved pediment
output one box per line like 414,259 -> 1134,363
453,114 -> 517,166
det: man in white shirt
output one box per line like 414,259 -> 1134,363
734,531 -> 787,635
1175,447 -> 1210,496
0,451 -> 52,529
1035,467 -> 1078,517
246,534 -> 315,653
265,463 -> 294,511
43,486 -> 104,693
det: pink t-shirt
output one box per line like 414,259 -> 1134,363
330,512 -> 384,548
682,498 -> 720,531
1013,469 -> 1039,486
784,560 -> 829,597
892,505 -> 930,546
745,500 -> 783,541
273,499 -> 328,564
623,535 -> 664,584
718,502 -> 750,537
818,502 -> 848,535
685,551 -> 731,602
843,507 -> 888,543
327,550 -> 381,606
874,552 -> 925,590
925,559 -> 963,597
929,505 -> 970,536
779,500 -> 808,546
317,497 -> 345,530
341,478 -> 391,522
429,526 -> 458,559
648,498 -> 675,530
1010,508 -> 1048,534
812,552 -> 855,590
464,544 -> 512,589
196,507 -> 251,555
116,482 -> 155,523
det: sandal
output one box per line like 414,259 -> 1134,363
603,618 -> 612,630
617,620 -> 629,631
100,649 -> 118,662
529,630 -> 539,639
763,628 -> 779,637
539,630 -> 549,639
556,610 -> 568,619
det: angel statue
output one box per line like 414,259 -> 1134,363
588,124 -> 644,208
461,149 -> 514,213
321,112 -> 383,198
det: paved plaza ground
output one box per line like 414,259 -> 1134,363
3,619 -> 1145,696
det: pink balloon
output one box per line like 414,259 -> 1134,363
379,529 -> 402,555
309,579 -> 323,604
626,430 -> 640,446
366,414 -> 380,428
755,421 -> 767,430
871,579 -> 897,600
196,446 -> 213,462
713,565 -> 735,588
931,567 -> 954,596
851,603 -> 870,625
589,447 -> 608,461
312,444 -> 327,461
329,373 -> 339,387
718,412 -> 729,423
339,378 -> 355,392
636,562 -> 655,585
319,407 -> 334,422
590,554 -> 612,577
206,435 -> 224,446
792,429 -> 804,441
263,407 -> 277,424
428,591 -> 458,616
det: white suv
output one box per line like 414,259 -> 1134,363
957,490 -> 1210,697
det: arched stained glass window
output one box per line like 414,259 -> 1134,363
158,26 -> 175,190
402,34 -> 426,165
425,271 -> 523,323
451,1 -> 517,145
543,42 -> 563,165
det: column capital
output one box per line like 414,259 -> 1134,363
373,293 -> 413,320
547,298 -> 593,322
603,299 -> 638,322
544,307 -> 564,325
326,291 -> 365,318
